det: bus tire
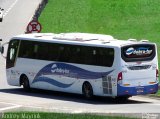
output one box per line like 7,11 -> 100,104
20,75 -> 30,91
82,82 -> 93,99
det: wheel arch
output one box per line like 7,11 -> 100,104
82,81 -> 94,95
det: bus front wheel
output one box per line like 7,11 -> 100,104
82,82 -> 93,99
20,75 -> 30,91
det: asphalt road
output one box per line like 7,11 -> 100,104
0,89 -> 160,118
0,0 -> 41,41
0,0 -> 42,89
0,0 -> 160,118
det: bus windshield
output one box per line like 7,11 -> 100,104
121,44 -> 156,62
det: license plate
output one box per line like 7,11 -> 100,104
137,89 -> 144,93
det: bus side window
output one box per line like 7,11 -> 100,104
47,43 -> 58,61
82,47 -> 94,65
19,41 -> 35,59
58,45 -> 71,62
37,42 -> 50,60
62,46 -> 71,62
69,46 -> 80,63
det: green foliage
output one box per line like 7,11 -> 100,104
1,112 -> 137,119
39,0 -> 160,42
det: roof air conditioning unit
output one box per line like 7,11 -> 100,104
140,40 -> 149,42
128,39 -> 137,42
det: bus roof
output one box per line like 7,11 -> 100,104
12,33 -> 154,47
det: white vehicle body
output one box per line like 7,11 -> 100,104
6,33 -> 159,97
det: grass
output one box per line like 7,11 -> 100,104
1,112 -> 137,119
155,90 -> 160,96
39,0 -> 160,42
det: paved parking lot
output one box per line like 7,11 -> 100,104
0,102 -> 21,111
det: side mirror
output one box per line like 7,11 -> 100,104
0,39 -> 2,53
0,41 -> 8,59
0,8 -> 4,22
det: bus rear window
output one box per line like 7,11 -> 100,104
121,44 -> 156,62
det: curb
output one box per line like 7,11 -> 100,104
25,0 -> 48,33
33,0 -> 48,21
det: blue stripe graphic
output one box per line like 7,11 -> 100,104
33,77 -> 74,88
32,63 -> 114,88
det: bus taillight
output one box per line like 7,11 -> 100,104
156,69 -> 159,78
117,72 -> 123,81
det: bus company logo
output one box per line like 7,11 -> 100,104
126,47 -> 134,55
51,64 -> 70,74
126,47 -> 152,56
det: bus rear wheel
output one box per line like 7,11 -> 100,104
82,82 -> 93,99
20,75 -> 30,91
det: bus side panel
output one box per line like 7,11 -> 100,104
6,68 -> 20,86
12,58 -> 118,96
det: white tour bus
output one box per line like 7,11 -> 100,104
3,33 -> 159,99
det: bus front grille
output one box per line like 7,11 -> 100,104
102,76 -> 112,94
